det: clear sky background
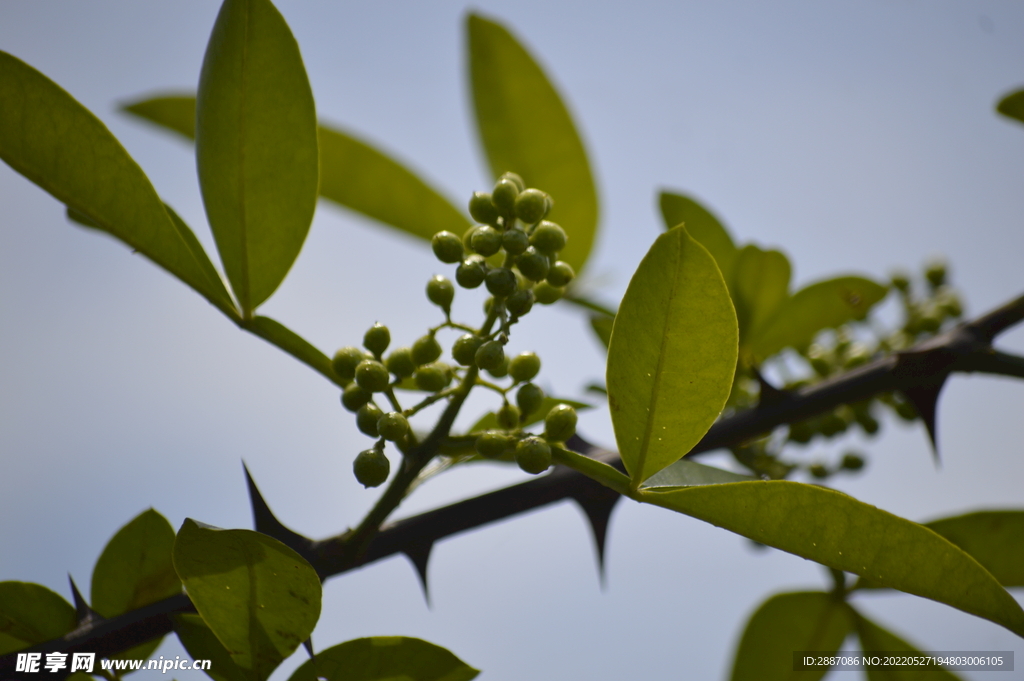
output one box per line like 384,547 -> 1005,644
1,2 -> 1022,680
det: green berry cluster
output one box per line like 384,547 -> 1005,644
474,401 -> 578,475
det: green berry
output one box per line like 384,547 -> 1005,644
496,403 -> 521,430
332,346 -> 369,382
515,436 -> 552,474
355,403 -> 383,437
506,289 -> 535,318
341,383 -> 373,412
533,282 -> 564,305
385,347 -> 416,378
452,334 -> 483,366
544,404 -> 577,442
492,178 -> 519,214
841,452 -> 865,471
508,352 -> 541,383
363,323 -> 390,358
895,399 -> 918,421
502,228 -> 530,255
377,412 -> 410,441
485,268 -> 518,297
498,172 -> 525,192
412,334 -> 442,366
515,382 -> 545,417
355,359 -> 391,393
475,430 -> 513,459
530,220 -> 567,254
468,191 -> 500,224
353,448 -> 390,488
487,354 -> 510,379
514,188 -> 548,224
924,259 -> 947,288
462,225 -> 481,250
936,287 -> 962,317
546,261 -> 575,287
516,248 -> 550,282
788,421 -> 814,443
431,231 -> 464,264
470,225 -> 502,256
426,275 -> 455,311
414,362 -> 452,392
890,271 -> 911,292
808,463 -> 829,480
475,340 -> 505,373
456,256 -> 487,289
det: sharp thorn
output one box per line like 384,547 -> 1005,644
752,367 -> 789,407
302,638 -> 314,659
900,382 -> 945,464
571,490 -> 621,588
242,461 -> 317,557
403,541 -> 434,607
67,575 -> 100,626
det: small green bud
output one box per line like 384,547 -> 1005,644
924,258 -> 947,288
546,261 -> 575,287
332,346 -> 369,382
475,340 -> 505,373
502,228 -> 530,255
377,412 -> 410,441
808,463 -> 829,480
426,275 -> 455,311
469,191 -> 500,224
492,178 -> 520,214
485,268 -> 518,297
385,347 -> 416,378
353,448 -> 390,488
890,270 -> 911,292
508,352 -> 541,383
355,359 -> 391,393
498,172 -> 525,192
806,345 -> 832,377
412,334 -> 442,366
788,421 -> 814,443
496,403 -> 521,430
894,399 -> 918,421
341,383 -> 373,412
841,452 -> 865,471
470,225 -> 502,256
530,220 -> 567,254
355,403 -> 383,437
475,430 -> 513,458
514,188 -> 549,224
544,404 -> 577,442
533,282 -> 564,305
515,436 -> 552,474
456,256 -> 487,289
414,362 -> 452,392
516,248 -> 550,282
363,323 -> 390,358
431,231 -> 464,264
515,382 -> 545,417
936,287 -> 962,317
452,334 -> 483,366
506,289 -> 535,318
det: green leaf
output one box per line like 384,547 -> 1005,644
0,51 -> 237,318
467,14 -> 598,274
175,613 -> 252,681
642,481 -> 1024,636
244,316 -> 341,386
752,276 -> 888,360
996,89 -> 1024,125
853,612 -> 965,681
122,94 -> 196,140
642,459 -> 753,488
196,0 -> 319,314
172,519 -> 322,681
0,582 -> 76,655
287,636 -> 479,681
729,591 -> 853,681
589,314 -> 613,349
470,397 -> 591,434
659,191 -> 737,283
606,227 -> 738,487
731,244 -> 791,351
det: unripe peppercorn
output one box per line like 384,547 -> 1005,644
924,259 -> 947,288
353,448 -> 389,488
514,188 -> 548,224
890,271 -> 911,292
475,340 -> 505,373
475,430 -> 512,459
516,248 -> 550,282
841,452 -> 865,471
808,463 -> 829,479
452,334 -> 483,366
385,347 -> 416,378
426,275 -> 455,311
332,346 -> 369,382
355,403 -> 383,437
470,225 -> 502,257
487,354 -> 510,379
377,412 -> 410,441
431,231 -> 464,264
499,172 -> 525,192
530,220 -> 567,254
502,228 -> 530,255
456,256 -> 487,289
468,191 -> 500,224
485,267 -> 518,297
516,382 -> 545,417
508,352 -> 541,383
363,323 -> 390,358
515,436 -> 552,474
462,225 -> 480,250
506,289 -> 535,318
412,334 -> 442,366
492,178 -> 519,214
533,282 -> 564,305
546,261 -> 575,287
544,404 -> 577,442
414,362 -> 451,392
496,403 -> 521,430
341,383 -> 373,412
355,359 -> 391,393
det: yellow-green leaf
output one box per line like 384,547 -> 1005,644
467,14 -> 598,274
196,0 -> 319,314
731,244 -> 791,351
925,510 -> 1024,588
123,94 -> 196,139
643,481 -> 1024,637
659,191 -> 738,283
288,637 -> 479,681
853,612 -> 965,681
174,613 -> 251,681
996,89 -> 1024,125
606,227 -> 738,487
244,316 -> 341,387
0,582 -> 76,656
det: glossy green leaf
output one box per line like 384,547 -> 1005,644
731,244 -> 791,350
0,51 -> 237,318
659,191 -> 737,283
753,276 -> 888,360
467,14 -> 598,273
642,459 -> 753,488
730,592 -> 853,681
172,519 -> 322,681
470,397 -> 591,433
606,227 -> 738,487
996,89 -> 1024,125
288,637 -> 479,681
196,0 -> 319,314
643,481 -> 1024,636
0,582 -> 76,655
175,613 -> 251,681
244,316 -> 341,387
122,94 -> 196,139
590,314 -> 613,349
853,612 -> 964,681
